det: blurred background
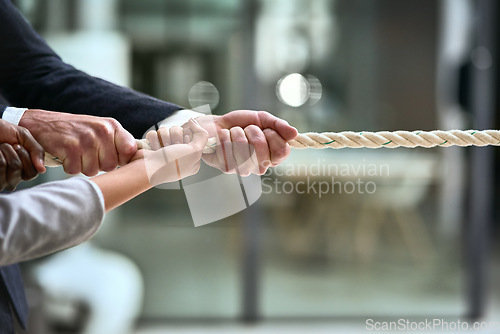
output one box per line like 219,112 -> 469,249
13,0 -> 500,333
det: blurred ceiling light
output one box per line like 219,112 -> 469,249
188,81 -> 219,110
276,73 -> 310,107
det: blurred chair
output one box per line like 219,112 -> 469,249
270,151 -> 437,265
30,242 -> 143,334
353,155 -> 437,265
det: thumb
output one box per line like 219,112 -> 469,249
17,128 -> 46,173
257,111 -> 298,142
274,119 -> 298,142
115,127 -> 138,165
188,119 -> 209,150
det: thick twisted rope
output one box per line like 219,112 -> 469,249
44,129 -> 500,166
288,129 -> 500,149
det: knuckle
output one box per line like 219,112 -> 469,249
64,165 -> 80,175
96,123 -> 114,139
63,137 -> 82,153
246,125 -> 260,131
81,128 -> 98,143
257,110 -> 268,120
273,145 -> 290,159
101,166 -> 115,173
171,126 -> 182,132
218,128 -> 230,138
120,141 -> 137,156
103,166 -> 116,173
83,169 -> 99,177
252,135 -> 267,147
231,127 -> 247,142
245,126 -> 266,141
263,128 -> 279,139
7,181 -> 20,192
18,127 -> 29,136
100,157 -> 118,172
101,159 -> 117,172
157,128 -> 169,138
10,158 -> 22,171
105,117 -> 121,129
18,127 -> 32,138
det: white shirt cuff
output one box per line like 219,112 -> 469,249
2,107 -> 27,125
158,109 -> 205,128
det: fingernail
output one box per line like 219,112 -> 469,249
38,160 -> 46,172
13,144 -> 22,150
191,118 -> 200,125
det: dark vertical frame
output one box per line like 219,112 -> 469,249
240,0 -> 261,323
467,0 -> 498,320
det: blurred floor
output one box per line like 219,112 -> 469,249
135,322 -> 366,334
132,247 -> 500,334
135,317 -> 500,334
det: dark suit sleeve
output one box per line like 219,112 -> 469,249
0,105 -> 7,118
0,0 -> 182,138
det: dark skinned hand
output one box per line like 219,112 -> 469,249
0,119 -> 45,191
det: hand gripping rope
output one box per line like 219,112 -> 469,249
44,129 -> 500,167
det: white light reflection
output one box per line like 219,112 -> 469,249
188,81 -> 219,110
276,73 -> 310,107
276,73 -> 322,107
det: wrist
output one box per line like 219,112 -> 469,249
116,159 -> 152,192
18,109 -> 41,128
91,159 -> 152,212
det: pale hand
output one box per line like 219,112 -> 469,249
137,119 -> 209,186
191,110 -> 298,175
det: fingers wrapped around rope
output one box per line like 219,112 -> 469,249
45,129 -> 500,167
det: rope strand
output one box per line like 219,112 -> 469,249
288,130 -> 500,149
44,129 -> 500,167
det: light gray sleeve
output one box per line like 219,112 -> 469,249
0,178 -> 105,266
